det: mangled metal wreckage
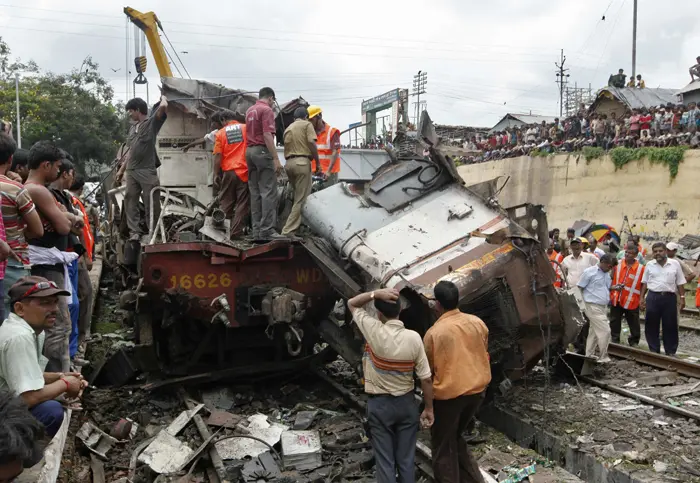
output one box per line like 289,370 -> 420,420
104,85 -> 584,389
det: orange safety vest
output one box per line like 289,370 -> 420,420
549,251 -> 564,288
611,259 -> 644,310
696,285 -> 700,309
71,196 -> 94,262
214,121 -> 249,182
312,123 -> 341,174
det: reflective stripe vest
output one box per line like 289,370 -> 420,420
312,123 -> 341,174
611,259 -> 645,310
214,121 -> 249,182
71,196 -> 94,262
549,251 -> 564,288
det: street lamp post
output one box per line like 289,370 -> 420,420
14,73 -> 21,148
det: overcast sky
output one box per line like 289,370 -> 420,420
1,0 -> 698,141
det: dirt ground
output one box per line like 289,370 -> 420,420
495,360 -> 700,482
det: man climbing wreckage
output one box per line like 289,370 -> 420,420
103,79 -> 585,398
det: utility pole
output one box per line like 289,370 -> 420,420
555,50 -> 570,120
631,0 -> 638,80
14,73 -> 21,148
412,70 -> 427,126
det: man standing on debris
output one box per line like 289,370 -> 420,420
281,107 -> 319,237
561,237 -> 598,288
245,87 -> 283,240
578,254 -> 617,362
0,390 -> 45,480
641,242 -> 686,356
116,96 -> 168,242
25,142 -> 81,373
347,288 -> 433,483
610,244 -> 645,346
0,277 -> 87,436
423,280 -> 490,483
213,110 -> 250,239
308,106 -> 342,188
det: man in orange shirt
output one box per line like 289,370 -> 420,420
423,280 -> 490,483
213,110 -> 250,239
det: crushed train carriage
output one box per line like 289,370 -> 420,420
102,80 -> 585,389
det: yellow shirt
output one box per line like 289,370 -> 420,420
352,307 -> 431,396
423,309 -> 491,400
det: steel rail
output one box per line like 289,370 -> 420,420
580,376 -> 700,422
608,343 -> 700,379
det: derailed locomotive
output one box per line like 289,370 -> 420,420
104,81 -> 584,388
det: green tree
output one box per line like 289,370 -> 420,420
0,37 -> 126,176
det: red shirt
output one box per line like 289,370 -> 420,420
245,100 -> 276,147
640,115 -> 652,130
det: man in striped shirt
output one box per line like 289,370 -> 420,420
348,288 -> 434,483
0,134 -> 35,319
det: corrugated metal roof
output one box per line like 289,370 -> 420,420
678,81 -> 700,95
596,87 -> 680,109
490,113 -> 558,132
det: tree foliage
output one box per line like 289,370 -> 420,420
0,37 -> 126,176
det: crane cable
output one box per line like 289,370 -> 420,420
161,27 -> 191,79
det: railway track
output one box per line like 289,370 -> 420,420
608,342 -> 700,378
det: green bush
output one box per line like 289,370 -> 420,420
609,146 -> 687,179
582,146 -> 605,162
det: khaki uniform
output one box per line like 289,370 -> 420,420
282,120 -> 317,235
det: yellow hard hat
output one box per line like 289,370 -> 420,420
307,105 -> 322,119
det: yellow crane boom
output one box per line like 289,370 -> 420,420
124,6 -> 173,78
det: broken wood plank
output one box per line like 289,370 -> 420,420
634,371 -> 679,386
166,404 -> 204,436
655,381 -> 700,398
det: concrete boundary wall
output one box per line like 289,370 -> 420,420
457,151 -> 700,243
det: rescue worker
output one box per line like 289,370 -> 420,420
213,110 -> 250,239
245,87 -> 283,240
281,107 -> 319,237
347,288 -> 433,483
116,96 -> 168,242
307,106 -> 341,187
609,244 -> 644,346
641,242 -> 686,356
547,243 -> 564,288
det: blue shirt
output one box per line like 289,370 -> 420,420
577,265 -> 612,306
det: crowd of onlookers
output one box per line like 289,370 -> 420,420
0,124 -> 97,476
457,103 -> 700,163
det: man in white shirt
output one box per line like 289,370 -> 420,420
347,288 -> 434,483
577,255 -> 617,362
641,242 -> 686,355
0,277 -> 87,436
562,238 -> 599,288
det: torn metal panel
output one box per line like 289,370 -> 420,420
76,422 -> 119,459
161,78 -> 257,121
